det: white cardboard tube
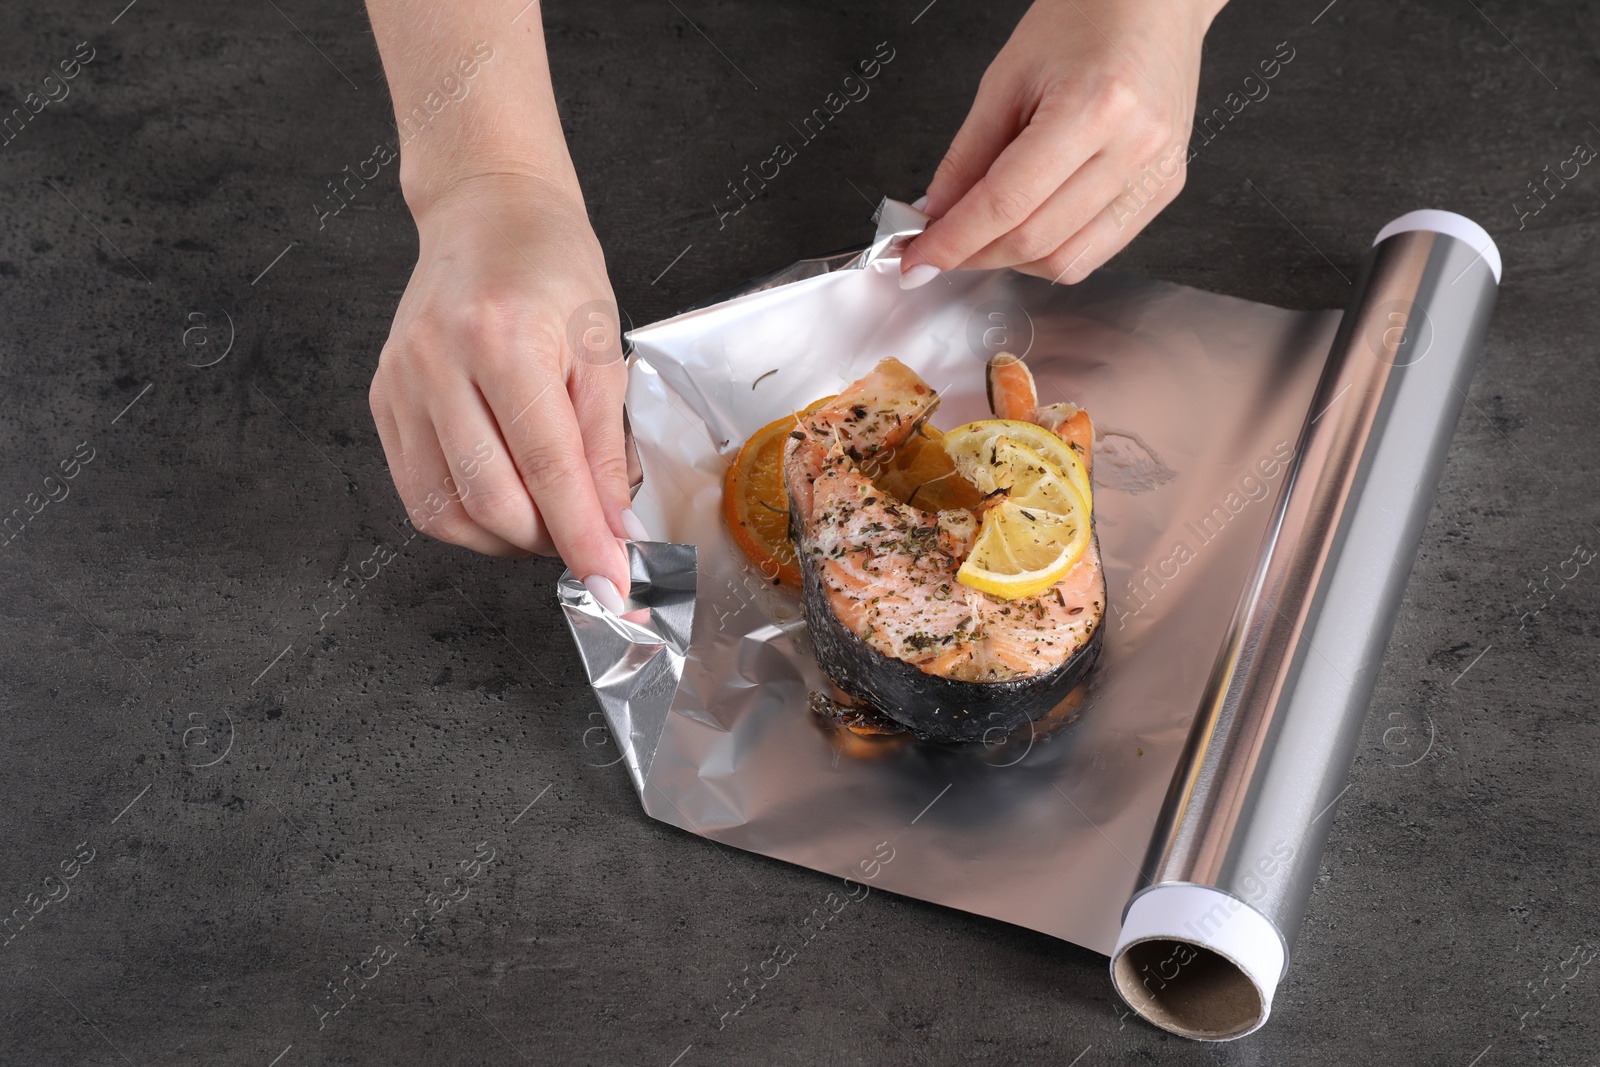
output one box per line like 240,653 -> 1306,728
1110,885 -> 1287,1040
1373,209 -> 1502,283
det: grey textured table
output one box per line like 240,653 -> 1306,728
2,1 -> 1596,1064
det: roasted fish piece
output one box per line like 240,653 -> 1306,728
784,356 -> 1104,742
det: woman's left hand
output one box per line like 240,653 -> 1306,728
900,0 -> 1225,288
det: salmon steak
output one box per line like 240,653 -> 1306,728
783,356 -> 1105,742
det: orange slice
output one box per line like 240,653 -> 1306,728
867,424 -> 986,512
724,399 -> 985,589
722,398 -> 835,588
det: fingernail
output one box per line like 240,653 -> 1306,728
910,194 -> 929,212
620,507 -> 650,542
582,574 -> 625,614
900,263 -> 940,290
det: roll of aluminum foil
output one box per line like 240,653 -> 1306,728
1111,210 -> 1500,1038
558,201 -> 1499,1040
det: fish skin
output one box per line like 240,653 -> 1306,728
796,520 -> 1104,741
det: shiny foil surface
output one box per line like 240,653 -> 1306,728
563,200 -> 1345,955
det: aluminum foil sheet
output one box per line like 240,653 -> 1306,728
557,200 -> 1498,1040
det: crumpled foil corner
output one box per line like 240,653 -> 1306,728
558,540 -> 697,792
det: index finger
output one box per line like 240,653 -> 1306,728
481,359 -> 631,610
902,92 -> 1112,278
920,77 -> 1027,220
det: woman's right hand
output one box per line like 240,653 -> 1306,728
369,172 -> 641,612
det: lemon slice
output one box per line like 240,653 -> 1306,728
946,435 -> 1081,519
944,419 -> 1092,511
944,434 -> 1092,600
958,501 -> 1090,600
